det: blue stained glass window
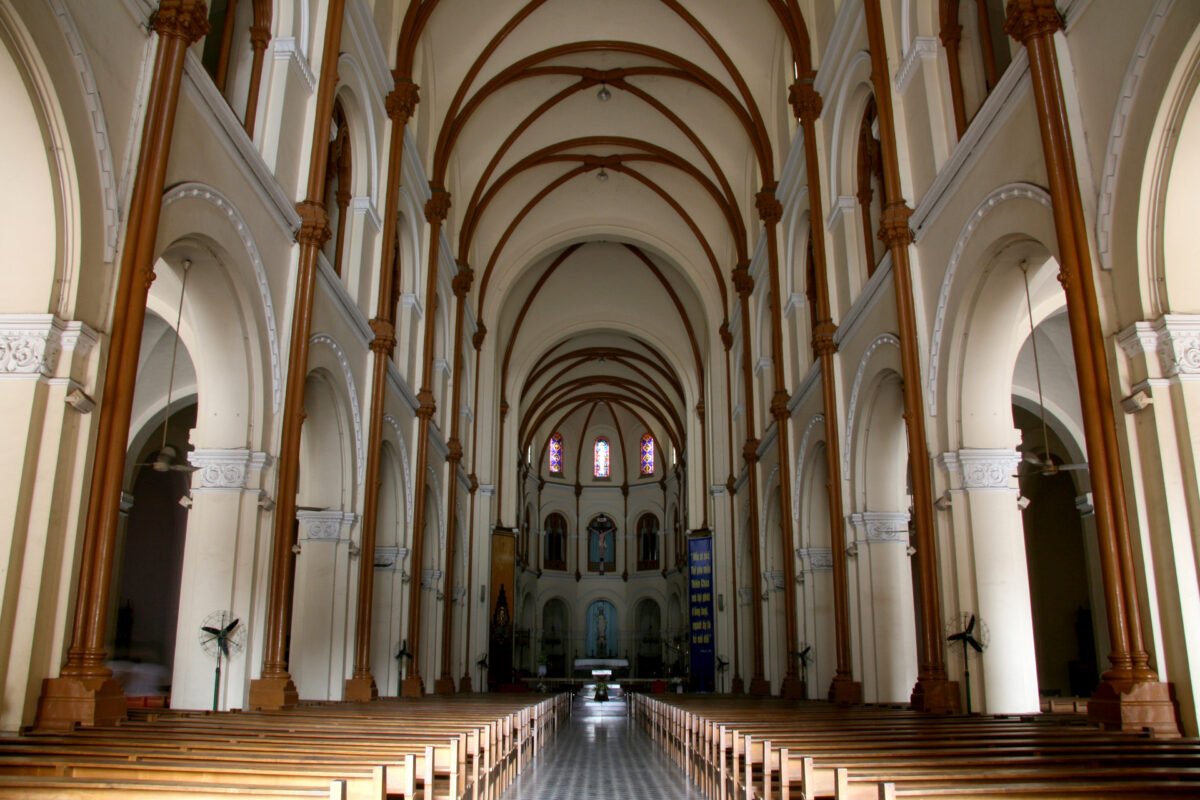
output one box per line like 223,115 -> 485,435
640,433 -> 655,476
548,433 -> 563,475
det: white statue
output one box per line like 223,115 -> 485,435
596,607 -> 608,655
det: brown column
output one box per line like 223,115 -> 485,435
1005,0 -> 1180,736
862,0 -> 960,714
434,264 -> 474,694
248,0 -> 346,711
400,187 -> 451,697
344,77 -> 419,703
36,0 -> 209,731
756,187 -> 803,699
940,15 -> 968,137
461,326 -> 486,691
242,22 -> 270,136
720,324 -> 744,694
789,78 -> 863,704
732,263 -> 769,694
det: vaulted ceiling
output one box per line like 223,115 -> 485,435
396,0 -> 811,476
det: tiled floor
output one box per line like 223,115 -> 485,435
500,693 -> 708,800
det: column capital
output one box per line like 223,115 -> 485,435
416,390 -> 437,420
770,391 -> 790,422
368,317 -> 396,354
295,200 -> 331,247
151,0 -> 211,44
812,320 -> 838,356
719,321 -> 733,351
877,201 -> 915,248
425,188 -> 451,225
956,448 -> 1022,490
756,184 -> 783,226
1003,0 -> 1063,44
731,264 -> 754,298
939,20 -> 963,47
473,323 -> 488,350
452,265 -> 475,299
248,24 -> 271,49
447,438 -> 463,463
742,438 -> 760,464
788,79 -> 823,125
386,76 -> 420,124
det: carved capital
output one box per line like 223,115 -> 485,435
386,77 -> 420,124
468,473 -> 479,493
151,0 -> 210,44
473,323 -> 487,351
1003,0 -> 1063,44
248,24 -> 271,50
295,200 -> 331,248
939,21 -> 963,47
731,265 -> 754,298
769,391 -> 790,422
447,439 -> 463,463
742,439 -> 760,464
957,448 -> 1022,489
425,188 -> 451,225
877,201 -> 915,249
812,320 -> 838,356
369,317 -> 396,354
499,399 -> 509,420
788,80 -> 822,124
452,266 -> 474,299
416,390 -> 437,421
756,185 -> 783,226
719,322 -> 733,351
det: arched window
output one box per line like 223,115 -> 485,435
593,437 -> 610,479
856,97 -> 886,277
636,513 -> 660,570
548,432 -> 563,475
544,513 -> 567,571
639,433 -> 655,476
322,100 -> 352,278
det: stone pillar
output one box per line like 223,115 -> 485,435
290,510 -> 358,700
955,449 -> 1039,713
849,511 -> 918,704
170,449 -> 271,710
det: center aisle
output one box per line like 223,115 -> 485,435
500,692 -> 707,800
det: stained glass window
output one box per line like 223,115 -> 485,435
548,433 -> 563,475
640,433 -> 655,476
593,438 -> 610,478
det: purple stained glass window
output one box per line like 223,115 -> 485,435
594,438 -> 610,478
640,433 -> 655,476
548,433 -> 563,474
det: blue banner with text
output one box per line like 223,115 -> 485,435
688,534 -> 716,691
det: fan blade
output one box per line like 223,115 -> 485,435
201,626 -> 222,636
967,637 -> 984,654
218,638 -> 230,657
1059,463 -> 1089,471
965,615 -> 976,634
800,646 -> 811,657
221,618 -> 240,635
947,632 -> 966,643
170,463 -> 200,472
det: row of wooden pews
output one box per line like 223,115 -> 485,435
0,692 -> 569,799
632,693 -> 1200,799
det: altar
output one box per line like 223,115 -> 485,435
573,658 -> 629,672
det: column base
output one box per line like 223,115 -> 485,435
35,676 -> 126,730
459,675 -> 474,693
433,677 -> 456,695
343,676 -> 378,703
910,677 -> 961,714
829,676 -> 863,705
780,675 -> 804,699
1089,679 -> 1181,738
248,675 -> 299,710
748,677 -> 771,696
401,674 -> 424,698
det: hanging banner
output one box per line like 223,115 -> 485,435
688,533 -> 716,691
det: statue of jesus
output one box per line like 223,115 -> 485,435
596,607 -> 608,655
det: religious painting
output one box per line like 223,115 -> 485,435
587,514 -> 617,573
586,600 -> 617,658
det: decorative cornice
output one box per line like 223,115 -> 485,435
894,36 -> 939,94
298,510 -> 356,541
420,567 -> 443,591
798,547 -> 833,572
272,37 -> 315,94
849,511 -> 910,543
956,449 -> 1021,490
350,196 -> 381,232
0,315 -> 98,380
187,449 -> 272,490
1119,315 -> 1200,382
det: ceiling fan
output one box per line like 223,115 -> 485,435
133,259 -> 198,475
1016,260 -> 1088,478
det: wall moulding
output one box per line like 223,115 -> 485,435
0,315 -> 98,380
